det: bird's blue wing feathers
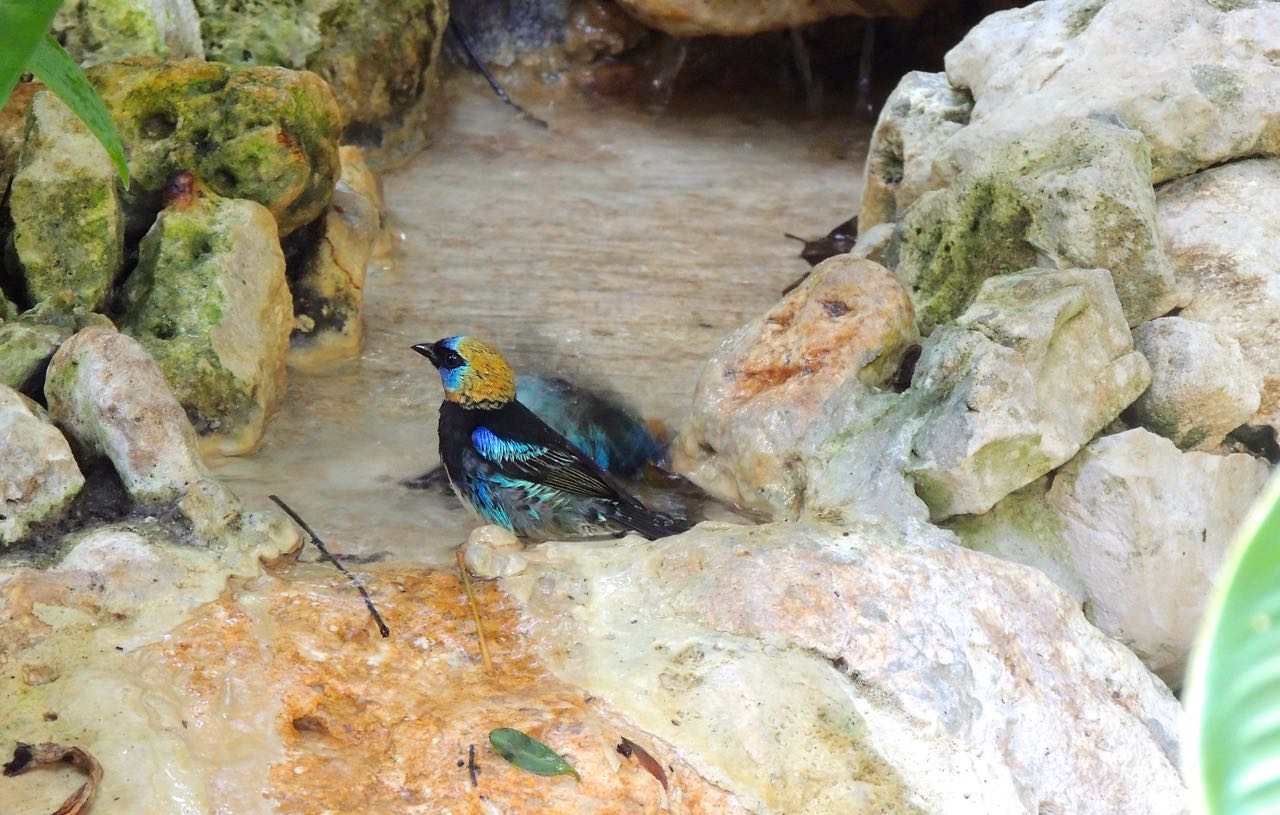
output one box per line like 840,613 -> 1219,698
470,425 -> 618,499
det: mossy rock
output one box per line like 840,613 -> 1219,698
194,0 -> 448,166
53,0 -> 205,67
888,120 -> 1181,335
88,57 -> 342,236
6,91 -> 125,312
120,194 -> 293,456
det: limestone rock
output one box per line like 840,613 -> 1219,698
89,57 -> 341,235
951,429 -> 1271,684
337,144 -> 383,211
1130,317 -> 1260,450
462,523 -> 528,578
613,0 -> 931,36
1,564 -> 744,813
0,386 -> 84,545
44,326 -> 239,535
673,255 -> 917,516
0,320 -> 67,393
53,0 -> 204,66
859,71 -> 972,231
121,195 -> 293,456
503,521 -> 1189,814
286,180 -> 379,366
7,91 -> 125,311
943,0 -> 1280,186
886,119 -> 1182,334
0,81 -> 38,195
905,267 -> 1151,519
194,0 -> 449,167
1158,158 -> 1280,436
0,297 -> 115,394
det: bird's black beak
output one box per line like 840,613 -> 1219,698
411,342 -> 438,366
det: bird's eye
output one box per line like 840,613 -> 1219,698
439,350 -> 466,369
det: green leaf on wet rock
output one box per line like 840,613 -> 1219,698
1186,471 -> 1280,814
27,33 -> 130,188
489,727 -> 581,780
0,0 -> 62,106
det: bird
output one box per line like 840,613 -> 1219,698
412,336 -> 691,541
402,371 -> 666,492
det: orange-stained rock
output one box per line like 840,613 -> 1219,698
614,0 -> 932,37
142,563 -> 744,814
673,255 -> 916,516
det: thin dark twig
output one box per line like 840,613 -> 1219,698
468,743 -> 479,787
268,495 -> 390,637
447,17 -> 548,128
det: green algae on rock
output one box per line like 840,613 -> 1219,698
87,57 -> 342,236
120,194 -> 293,456
53,0 -> 205,67
194,0 -> 449,166
886,120 -> 1183,334
6,91 -> 126,312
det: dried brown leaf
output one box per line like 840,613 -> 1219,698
617,736 -> 668,791
4,742 -> 102,815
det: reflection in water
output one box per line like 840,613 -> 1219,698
211,86 -> 867,567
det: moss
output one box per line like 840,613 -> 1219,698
88,58 -> 341,236
53,0 -> 167,66
1191,65 -> 1244,107
120,200 -> 256,435
1065,0 -> 1112,36
194,0 -> 448,163
7,92 -> 125,311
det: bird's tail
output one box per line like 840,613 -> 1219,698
608,502 -> 691,540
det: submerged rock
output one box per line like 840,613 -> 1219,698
6,90 -> 125,311
194,0 -> 449,166
1158,158 -> 1280,437
886,120 -> 1182,333
0,386 -> 84,545
1130,317 -> 1260,450
905,267 -> 1151,519
121,194 -> 293,456
504,521 -> 1189,814
89,57 -> 341,236
44,326 -> 240,537
951,429 -> 1270,685
674,255 -> 917,516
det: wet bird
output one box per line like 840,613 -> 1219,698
412,336 -> 690,541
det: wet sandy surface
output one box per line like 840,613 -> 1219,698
211,85 -> 868,566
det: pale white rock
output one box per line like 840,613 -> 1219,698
954,430 -> 1270,685
673,255 -> 916,517
1158,158 -> 1280,436
942,0 -> 1280,187
503,521 -> 1189,815
44,326 -> 240,537
887,119 -> 1182,333
1131,317 -> 1260,450
859,71 -> 972,231
462,523 -> 528,578
0,385 -> 84,545
904,267 -> 1151,519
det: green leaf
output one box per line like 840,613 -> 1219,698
1186,470 -> 1280,814
489,727 -> 581,780
27,34 -> 130,188
0,0 -> 62,107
